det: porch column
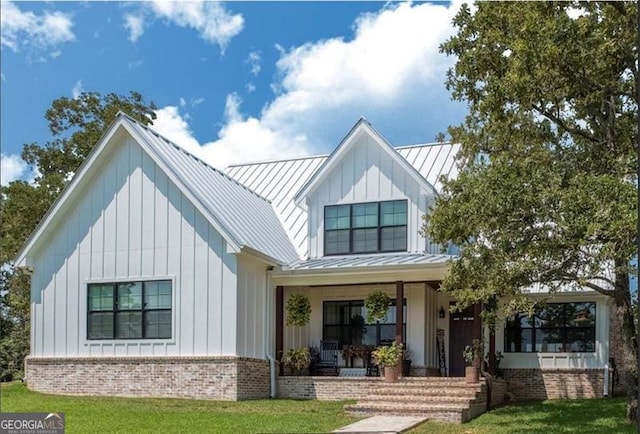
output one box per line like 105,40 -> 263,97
473,303 -> 482,341
395,281 -> 404,345
276,286 -> 284,376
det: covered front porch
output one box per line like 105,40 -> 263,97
271,253 -> 483,378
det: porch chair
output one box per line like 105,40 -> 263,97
314,340 -> 339,376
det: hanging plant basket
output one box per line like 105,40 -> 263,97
286,293 -> 311,326
364,289 -> 390,324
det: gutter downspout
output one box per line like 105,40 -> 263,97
264,269 -> 276,398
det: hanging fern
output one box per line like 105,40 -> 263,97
365,289 -> 390,324
286,293 -> 311,326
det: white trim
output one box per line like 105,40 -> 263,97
14,120 -> 127,267
272,263 -> 449,286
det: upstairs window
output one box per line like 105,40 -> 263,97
504,302 -> 596,353
87,280 -> 172,340
324,200 -> 407,255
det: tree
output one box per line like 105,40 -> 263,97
424,2 -> 638,422
0,91 -> 156,380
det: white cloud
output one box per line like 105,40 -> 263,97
124,13 -> 145,43
245,83 -> 256,93
71,80 -> 83,99
153,2 -> 466,170
246,51 -> 261,76
1,154 -> 27,186
191,97 -> 205,107
1,1 -> 75,54
124,1 -> 243,52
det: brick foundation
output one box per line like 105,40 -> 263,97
26,356 -> 269,400
502,368 -> 604,401
277,376 -> 384,400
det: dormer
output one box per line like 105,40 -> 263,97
294,118 -> 438,259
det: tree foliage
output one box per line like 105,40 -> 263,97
0,91 -> 156,381
425,2 -> 638,421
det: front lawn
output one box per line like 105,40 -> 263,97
1,382 -> 634,433
411,398 -> 634,433
0,382 -> 358,433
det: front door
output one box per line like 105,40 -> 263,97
449,303 -> 477,377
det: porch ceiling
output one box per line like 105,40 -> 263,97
272,253 -> 454,286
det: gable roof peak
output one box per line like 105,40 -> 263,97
118,112 -> 271,204
292,118 -> 437,207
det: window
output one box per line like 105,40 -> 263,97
324,200 -> 407,255
87,280 -> 172,340
322,299 -> 406,348
504,302 -> 596,353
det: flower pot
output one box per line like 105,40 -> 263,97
384,366 -> 398,383
465,366 -> 479,383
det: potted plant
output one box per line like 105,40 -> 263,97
365,290 -> 390,324
372,341 -> 403,383
281,347 -> 311,376
463,339 -> 482,383
402,348 -> 413,377
285,293 -> 311,326
341,344 -> 355,367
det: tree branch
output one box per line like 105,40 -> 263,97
531,104 -> 600,143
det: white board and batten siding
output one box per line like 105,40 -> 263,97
30,133 -> 248,358
306,134 -> 434,259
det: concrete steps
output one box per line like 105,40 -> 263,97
344,377 -> 488,423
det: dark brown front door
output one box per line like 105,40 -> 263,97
449,303 -> 477,377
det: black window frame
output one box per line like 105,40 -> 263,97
324,200 -> 408,256
87,280 -> 172,340
504,302 -> 596,353
322,299 -> 407,349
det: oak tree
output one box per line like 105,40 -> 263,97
425,2 -> 638,421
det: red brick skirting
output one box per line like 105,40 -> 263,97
277,376 -> 384,400
502,368 -> 604,401
26,356 -> 269,400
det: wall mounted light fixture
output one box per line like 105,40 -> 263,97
439,306 -> 446,319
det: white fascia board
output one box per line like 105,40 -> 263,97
271,262 -> 450,286
239,245 -> 283,267
122,122 -> 242,254
13,118 -> 129,267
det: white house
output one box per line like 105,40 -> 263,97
15,113 -> 614,403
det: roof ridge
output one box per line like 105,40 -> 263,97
226,142 -> 456,169
396,141 -> 454,150
118,112 -> 272,204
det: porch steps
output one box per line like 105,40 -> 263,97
344,378 -> 487,424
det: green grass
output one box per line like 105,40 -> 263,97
411,398 -> 634,433
1,382 -> 634,433
0,382 -> 358,433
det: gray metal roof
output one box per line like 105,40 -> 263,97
122,114 -> 299,265
225,142 -> 459,258
285,252 -> 454,271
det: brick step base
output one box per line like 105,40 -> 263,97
345,402 -> 486,423
345,378 -> 488,424
368,388 -> 481,398
358,395 -> 480,404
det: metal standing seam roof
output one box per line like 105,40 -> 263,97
121,115 -> 299,265
285,252 -> 454,271
225,142 -> 460,259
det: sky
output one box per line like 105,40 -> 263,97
0,1 -> 468,185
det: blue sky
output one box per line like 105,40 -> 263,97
1,1 -> 467,183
